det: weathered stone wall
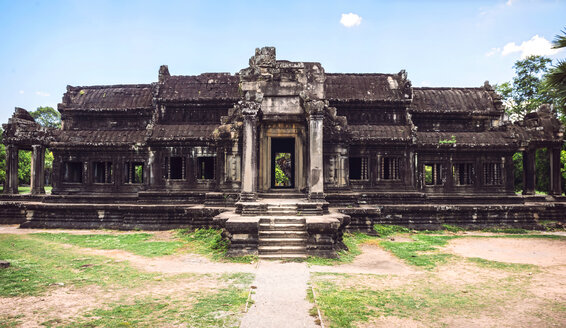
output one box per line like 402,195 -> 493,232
340,203 -> 556,232
19,203 -> 225,230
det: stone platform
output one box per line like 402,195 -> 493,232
214,198 -> 350,258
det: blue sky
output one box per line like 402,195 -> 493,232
0,0 -> 565,124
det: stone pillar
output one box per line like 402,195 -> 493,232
307,101 -> 325,201
4,144 -> 19,194
240,102 -> 260,202
148,149 -> 161,188
549,146 -> 562,195
522,148 -> 536,195
30,145 -> 45,195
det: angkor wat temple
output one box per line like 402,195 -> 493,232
2,47 -> 564,258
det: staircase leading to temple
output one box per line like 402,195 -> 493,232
258,216 -> 307,259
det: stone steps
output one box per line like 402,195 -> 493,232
258,217 -> 307,259
266,204 -> 298,216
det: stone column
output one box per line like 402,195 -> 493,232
549,146 -> 562,195
240,102 -> 260,202
522,148 -> 536,195
148,149 -> 161,188
307,101 -> 325,201
4,144 -> 19,194
30,145 -> 45,195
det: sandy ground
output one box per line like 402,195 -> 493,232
2,227 -> 566,327
310,244 -> 417,275
444,237 -> 566,266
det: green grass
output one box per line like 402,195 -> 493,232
373,224 -> 410,237
0,234 -> 157,296
307,233 -> 377,266
62,272 -> 254,328
0,315 -> 23,328
0,186 -> 52,194
481,227 -> 529,234
177,228 -> 257,263
379,235 -> 456,269
32,232 -> 184,257
311,271 -> 533,328
466,257 -> 538,272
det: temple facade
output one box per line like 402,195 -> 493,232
2,47 -> 564,258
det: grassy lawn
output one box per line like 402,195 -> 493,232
0,232 -> 254,327
177,228 -> 257,263
308,225 -> 566,327
32,232 -> 184,257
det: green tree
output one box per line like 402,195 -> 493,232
496,56 -> 552,121
18,150 -> 31,185
545,28 -> 566,123
30,106 -> 61,128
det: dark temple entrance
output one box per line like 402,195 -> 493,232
271,137 -> 295,189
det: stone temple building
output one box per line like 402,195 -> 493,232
1,47 -> 564,258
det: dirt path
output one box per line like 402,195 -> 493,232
77,248 -> 257,274
310,244 -> 417,275
240,261 -> 319,328
444,237 -> 566,266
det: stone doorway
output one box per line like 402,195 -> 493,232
271,138 -> 295,189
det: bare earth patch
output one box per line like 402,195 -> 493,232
357,315 -> 425,328
75,248 -> 256,274
444,237 -> 566,266
0,225 -> 140,235
0,277 -> 217,328
310,244 -> 416,275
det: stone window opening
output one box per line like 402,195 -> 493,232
453,163 -> 474,186
484,162 -> 502,185
424,163 -> 443,185
124,162 -> 144,184
93,161 -> 112,184
349,157 -> 368,180
166,156 -> 185,180
381,157 -> 401,180
197,157 -> 215,180
63,161 -> 83,183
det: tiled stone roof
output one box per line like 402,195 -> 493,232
149,124 -> 218,141
416,131 -> 516,147
325,74 -> 409,102
411,87 -> 502,114
52,130 -> 147,146
350,124 -> 411,141
158,74 -> 240,102
61,85 -> 153,111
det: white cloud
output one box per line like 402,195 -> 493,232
485,47 -> 500,57
340,13 -> 362,27
19,90 -> 24,94
35,91 -> 50,97
500,35 -> 559,58
506,0 -> 513,6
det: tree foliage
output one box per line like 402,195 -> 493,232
30,106 -> 61,128
0,107 -> 60,186
545,29 -> 566,123
496,56 -> 552,121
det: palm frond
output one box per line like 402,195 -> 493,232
552,28 -> 566,49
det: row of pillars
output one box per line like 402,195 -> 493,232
239,101 -> 325,202
3,144 -> 46,195
522,146 -> 562,195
